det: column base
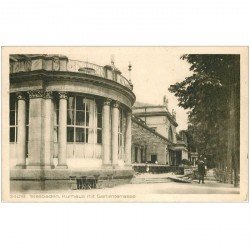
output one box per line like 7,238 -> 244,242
26,164 -> 43,169
112,164 -> 119,169
26,164 -> 55,169
15,164 -> 26,169
124,164 -> 133,169
44,165 -> 55,170
56,164 -> 68,169
102,164 -> 114,170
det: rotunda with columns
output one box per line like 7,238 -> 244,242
9,54 -> 135,190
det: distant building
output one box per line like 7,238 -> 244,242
132,96 -> 188,165
131,114 -> 171,165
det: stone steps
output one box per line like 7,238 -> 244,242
131,178 -> 171,184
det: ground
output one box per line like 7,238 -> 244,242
118,180 -> 239,194
14,170 -> 239,195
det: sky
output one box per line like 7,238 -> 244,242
63,47 -> 193,131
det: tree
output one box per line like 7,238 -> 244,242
169,55 -> 240,186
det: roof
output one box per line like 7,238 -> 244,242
133,101 -> 165,109
132,101 -> 178,127
133,111 -> 178,127
132,114 -> 173,145
9,54 -> 68,61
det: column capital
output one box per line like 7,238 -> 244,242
58,91 -> 68,99
28,90 -> 44,99
103,98 -> 112,106
16,92 -> 26,100
113,101 -> 120,109
43,91 -> 53,99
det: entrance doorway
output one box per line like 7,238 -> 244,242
151,154 -> 157,163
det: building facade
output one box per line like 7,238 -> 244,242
9,54 -> 135,190
131,114 -> 172,165
132,97 -> 188,166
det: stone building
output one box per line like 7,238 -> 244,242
132,97 -> 188,165
9,54 -> 135,190
131,114 -> 172,165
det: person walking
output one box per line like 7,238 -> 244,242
197,156 -> 206,184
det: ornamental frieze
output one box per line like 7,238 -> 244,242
52,57 -> 60,71
16,92 -> 26,100
113,101 -> 120,108
58,91 -> 68,99
43,91 -> 53,99
103,98 -> 112,106
27,90 -> 44,99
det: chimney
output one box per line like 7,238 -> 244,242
172,109 -> 176,120
163,95 -> 168,110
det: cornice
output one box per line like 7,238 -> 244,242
133,111 -> 178,127
10,70 -> 136,105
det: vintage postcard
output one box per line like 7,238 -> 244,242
1,46 -> 248,202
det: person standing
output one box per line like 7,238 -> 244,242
197,156 -> 206,184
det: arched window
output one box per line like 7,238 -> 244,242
168,126 -> 173,142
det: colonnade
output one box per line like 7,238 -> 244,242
14,90 -> 132,169
102,99 -> 132,167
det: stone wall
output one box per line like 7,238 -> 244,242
10,169 -> 134,191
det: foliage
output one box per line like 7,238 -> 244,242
181,159 -> 193,166
169,55 -> 240,172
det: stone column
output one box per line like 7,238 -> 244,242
125,111 -> 132,166
111,101 -> 119,166
27,90 -> 44,168
43,91 -> 54,168
16,92 -> 26,168
144,145 -> 147,163
102,98 -> 111,166
57,92 -> 68,168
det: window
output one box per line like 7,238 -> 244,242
151,154 -> 157,163
118,108 -> 125,159
96,101 -> 102,144
9,94 -> 29,154
9,94 -> 18,142
140,148 -> 144,163
53,98 -> 59,143
134,147 -> 138,162
66,95 -> 102,144
25,98 -> 29,157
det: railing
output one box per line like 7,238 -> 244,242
10,58 -> 132,90
67,60 -> 106,77
67,60 -> 132,89
132,163 -> 184,174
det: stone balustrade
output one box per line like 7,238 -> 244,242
10,55 -> 132,90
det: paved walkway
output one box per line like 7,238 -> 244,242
13,170 -> 239,195
17,179 -> 239,195
128,170 -> 239,194
102,180 -> 239,194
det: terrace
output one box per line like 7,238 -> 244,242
10,55 -> 133,90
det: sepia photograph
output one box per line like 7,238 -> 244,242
1,46 -> 248,202
1,1 -> 250,250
